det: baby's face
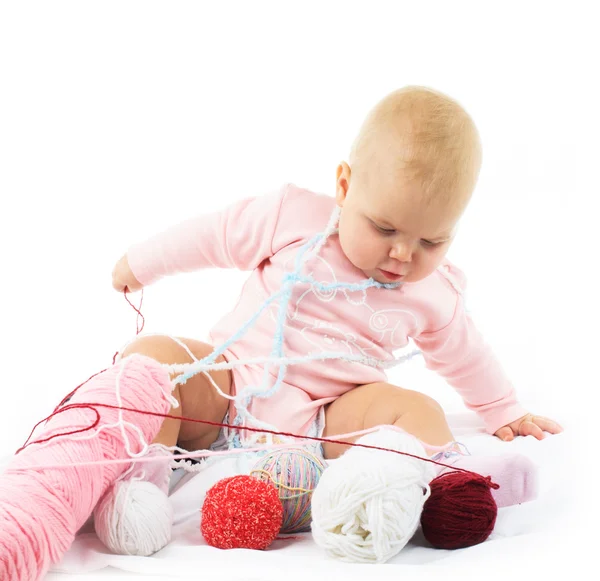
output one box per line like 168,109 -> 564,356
335,162 -> 465,285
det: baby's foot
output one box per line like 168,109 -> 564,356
431,449 -> 539,508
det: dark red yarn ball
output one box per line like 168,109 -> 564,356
201,475 -> 283,550
420,471 -> 498,550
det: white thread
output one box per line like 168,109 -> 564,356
117,443 -> 174,490
118,333 -> 235,403
311,428 -> 435,563
165,335 -> 234,404
15,425 -> 459,473
166,335 -> 199,363
166,349 -> 421,380
26,358 -> 162,459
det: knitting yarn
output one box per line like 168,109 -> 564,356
94,480 -> 173,556
420,470 -> 498,549
249,447 -> 326,534
311,428 -> 435,563
201,475 -> 283,549
0,354 -> 172,581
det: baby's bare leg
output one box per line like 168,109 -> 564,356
323,382 -> 453,459
323,382 -> 538,507
93,335 -> 234,557
120,335 -> 233,451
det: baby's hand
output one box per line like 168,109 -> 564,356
494,413 -> 564,441
112,254 -> 143,293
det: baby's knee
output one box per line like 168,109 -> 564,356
411,391 -> 444,415
360,383 -> 445,427
120,335 -> 179,363
390,388 -> 445,423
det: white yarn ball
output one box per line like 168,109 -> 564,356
311,428 -> 435,563
94,479 -> 173,556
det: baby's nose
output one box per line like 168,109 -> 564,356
390,243 -> 412,262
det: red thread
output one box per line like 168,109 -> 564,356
17,399 -> 498,488
16,405 -> 101,455
21,287 -> 497,493
112,289 -> 145,364
52,290 -> 145,416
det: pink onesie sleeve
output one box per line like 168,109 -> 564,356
126,186 -> 288,286
413,270 -> 529,435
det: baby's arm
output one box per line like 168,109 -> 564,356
415,300 -> 563,441
126,187 -> 288,287
412,264 -> 531,437
414,304 -> 528,436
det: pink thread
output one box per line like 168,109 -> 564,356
17,403 -> 494,484
0,286 -> 495,581
0,354 -> 171,581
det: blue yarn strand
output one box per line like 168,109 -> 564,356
172,220 -> 412,450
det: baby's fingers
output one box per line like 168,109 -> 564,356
532,416 -> 564,435
518,420 -> 545,440
494,426 -> 514,442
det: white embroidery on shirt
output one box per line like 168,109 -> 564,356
267,248 -> 410,362
369,309 -> 417,348
301,321 -> 361,356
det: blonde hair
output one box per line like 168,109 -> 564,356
349,86 -> 482,205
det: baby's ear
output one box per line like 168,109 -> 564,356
335,162 -> 351,206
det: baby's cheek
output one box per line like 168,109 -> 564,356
349,238 -> 376,269
340,229 -> 363,266
348,229 -> 378,266
417,249 -> 447,278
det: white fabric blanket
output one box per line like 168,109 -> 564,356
28,410 -> 582,581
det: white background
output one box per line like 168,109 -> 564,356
0,1 -> 598,578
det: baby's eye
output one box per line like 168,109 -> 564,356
421,239 -> 440,248
374,224 -> 396,234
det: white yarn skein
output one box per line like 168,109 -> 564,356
311,428 -> 435,563
94,480 -> 173,556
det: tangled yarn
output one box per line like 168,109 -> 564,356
0,355 -> 171,580
0,193 -> 506,578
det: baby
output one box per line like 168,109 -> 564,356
112,85 -> 563,508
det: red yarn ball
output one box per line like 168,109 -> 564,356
420,471 -> 498,550
201,475 -> 283,550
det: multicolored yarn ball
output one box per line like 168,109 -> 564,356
249,447 -> 326,534
201,475 -> 283,550
420,470 -> 498,549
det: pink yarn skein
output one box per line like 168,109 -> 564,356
0,354 -> 172,581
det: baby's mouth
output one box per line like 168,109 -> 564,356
378,269 -> 405,281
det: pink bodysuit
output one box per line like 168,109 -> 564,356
127,183 -> 528,439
